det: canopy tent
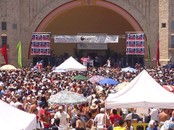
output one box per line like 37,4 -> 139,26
0,100 -> 36,130
106,70 -> 174,109
52,56 -> 87,72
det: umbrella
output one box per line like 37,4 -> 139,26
88,75 -> 105,83
0,64 -> 17,70
72,75 -> 88,80
121,67 -> 137,73
48,90 -> 88,105
99,78 -> 119,86
114,82 -> 129,92
163,64 -> 174,69
163,85 -> 174,92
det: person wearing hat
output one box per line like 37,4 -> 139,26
90,103 -> 99,119
54,105 -> 70,130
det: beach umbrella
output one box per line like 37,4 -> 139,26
48,90 -> 88,105
99,78 -> 119,86
163,64 -> 174,69
0,64 -> 17,70
88,75 -> 105,83
72,75 -> 88,80
121,67 -> 137,73
114,82 -> 129,92
163,85 -> 174,92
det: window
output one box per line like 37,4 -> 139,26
161,23 -> 166,28
171,35 -> 174,48
1,35 -> 7,46
172,21 -> 174,31
1,22 -> 7,30
12,23 -> 17,29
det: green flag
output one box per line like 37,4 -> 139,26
147,42 -> 151,66
16,41 -> 22,68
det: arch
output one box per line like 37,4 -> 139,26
28,0 -> 143,58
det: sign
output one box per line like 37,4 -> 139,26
54,34 -> 119,43
77,43 -> 107,50
31,33 -> 51,56
126,33 -> 145,55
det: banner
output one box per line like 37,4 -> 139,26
126,33 -> 145,55
31,33 -> 51,56
77,43 -> 107,50
16,41 -> 22,68
54,34 -> 119,43
1,44 -> 8,64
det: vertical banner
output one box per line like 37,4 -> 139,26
16,41 -> 22,68
126,33 -> 145,55
31,33 -> 51,56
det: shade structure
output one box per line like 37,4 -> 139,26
99,78 -> 119,86
52,56 -> 87,72
106,70 -> 174,109
88,75 -> 105,83
48,90 -> 88,105
72,75 -> 88,80
121,67 -> 137,73
0,100 -> 36,130
0,64 -> 17,70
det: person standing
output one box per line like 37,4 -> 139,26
94,108 -> 110,130
39,104 -> 51,130
110,109 -> 122,125
54,106 -> 70,130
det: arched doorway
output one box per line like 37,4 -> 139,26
31,0 -> 143,67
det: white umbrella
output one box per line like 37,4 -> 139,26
0,64 -> 17,70
121,67 -> 137,73
48,90 -> 88,105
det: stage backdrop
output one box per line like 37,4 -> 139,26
31,33 -> 51,56
126,33 -> 145,55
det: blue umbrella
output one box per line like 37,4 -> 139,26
99,78 -> 119,85
121,67 -> 137,73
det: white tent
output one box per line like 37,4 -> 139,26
0,100 -> 36,130
106,70 -> 174,109
53,56 -> 87,72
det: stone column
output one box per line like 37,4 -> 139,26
159,0 -> 170,65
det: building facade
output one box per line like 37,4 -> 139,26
0,0 -> 173,67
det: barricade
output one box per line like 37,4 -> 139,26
132,123 -> 148,130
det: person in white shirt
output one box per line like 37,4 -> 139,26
54,106 -> 70,130
150,108 -> 159,121
94,108 -> 108,130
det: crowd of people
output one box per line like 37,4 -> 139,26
0,58 -> 174,130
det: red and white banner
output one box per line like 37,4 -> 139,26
31,33 -> 51,55
126,33 -> 145,55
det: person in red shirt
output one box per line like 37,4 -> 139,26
39,104 -> 51,130
110,109 -> 122,124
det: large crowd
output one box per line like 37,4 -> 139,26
0,60 -> 174,130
